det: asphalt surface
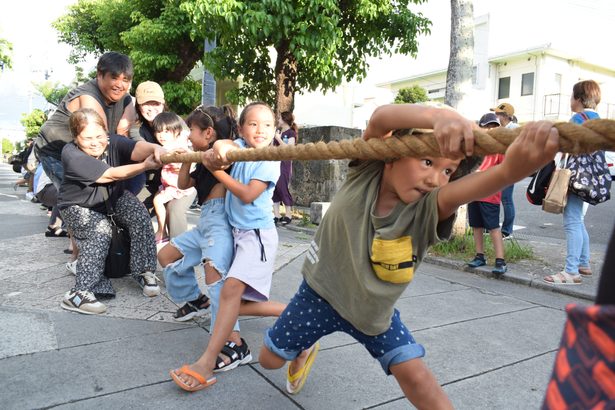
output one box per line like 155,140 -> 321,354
0,163 -> 605,409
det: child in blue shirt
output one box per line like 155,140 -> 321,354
170,102 -> 286,391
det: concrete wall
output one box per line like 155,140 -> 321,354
290,126 -> 362,206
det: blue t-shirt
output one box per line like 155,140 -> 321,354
570,109 -> 599,124
225,139 -> 280,229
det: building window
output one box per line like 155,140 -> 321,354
521,72 -> 535,96
498,77 -> 510,99
472,66 -> 478,85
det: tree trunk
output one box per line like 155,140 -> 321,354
274,40 -> 297,117
446,0 -> 474,238
445,0 -> 474,112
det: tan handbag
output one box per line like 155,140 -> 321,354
542,155 -> 571,214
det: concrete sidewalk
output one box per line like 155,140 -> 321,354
0,164 -> 595,409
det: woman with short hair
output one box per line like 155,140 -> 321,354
58,108 -> 165,314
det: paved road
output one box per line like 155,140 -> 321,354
511,177 -> 615,247
0,163 -> 599,409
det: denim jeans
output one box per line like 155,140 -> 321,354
563,193 -> 590,274
39,155 -> 64,189
501,184 -> 515,235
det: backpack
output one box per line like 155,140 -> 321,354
526,160 -> 556,205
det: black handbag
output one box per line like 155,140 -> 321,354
103,188 -> 131,278
526,160 -> 556,206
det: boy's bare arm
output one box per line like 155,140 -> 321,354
437,121 -> 559,220
362,104 -> 475,157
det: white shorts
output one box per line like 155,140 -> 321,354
227,227 -> 278,302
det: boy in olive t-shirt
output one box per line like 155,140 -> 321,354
258,103 -> 560,408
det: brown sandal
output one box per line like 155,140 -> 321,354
578,267 -> 593,276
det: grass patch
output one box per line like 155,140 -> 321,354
296,210 -> 317,228
429,231 -> 534,263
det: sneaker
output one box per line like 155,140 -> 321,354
492,262 -> 507,275
25,192 -> 35,201
137,271 -> 160,297
280,216 -> 292,225
274,217 -> 280,226
467,256 -> 486,268
66,260 -> 77,275
502,232 -> 513,240
61,290 -> 107,315
173,294 -> 211,322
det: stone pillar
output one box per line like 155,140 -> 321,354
290,126 -> 362,206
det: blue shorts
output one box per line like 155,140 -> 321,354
468,201 -> 500,230
263,280 -> 425,375
163,198 -> 233,302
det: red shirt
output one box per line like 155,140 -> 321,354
476,154 -> 505,204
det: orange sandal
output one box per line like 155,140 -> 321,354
170,365 -> 216,392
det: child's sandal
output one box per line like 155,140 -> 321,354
214,338 -> 253,373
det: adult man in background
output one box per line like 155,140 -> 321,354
490,103 -> 520,239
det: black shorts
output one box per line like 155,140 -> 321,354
468,201 -> 500,230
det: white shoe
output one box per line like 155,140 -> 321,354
137,271 -> 160,297
25,192 -> 35,201
66,260 -> 77,275
61,290 -> 107,315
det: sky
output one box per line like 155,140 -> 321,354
1,0 -> 614,141
0,0 -> 90,142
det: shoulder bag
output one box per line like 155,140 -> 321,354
103,188 -> 131,278
567,151 -> 612,205
542,155 -> 572,214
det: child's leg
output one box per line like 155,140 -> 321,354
160,232 -> 204,303
239,300 -> 286,317
391,358 -> 453,409
152,193 -> 168,240
473,227 -> 484,254
489,228 -> 504,259
176,277 -> 246,388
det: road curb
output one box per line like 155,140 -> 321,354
424,255 -> 595,302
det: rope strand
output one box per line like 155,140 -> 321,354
160,119 -> 615,164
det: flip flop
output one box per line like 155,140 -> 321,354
286,342 -> 320,395
170,365 -> 216,392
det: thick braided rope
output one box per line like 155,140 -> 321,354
160,119 -> 615,164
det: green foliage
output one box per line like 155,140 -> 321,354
53,0 -> 204,111
20,110 -> 47,138
54,0 -> 431,112
35,82 -> 71,107
182,0 -> 431,109
0,38 -> 12,71
394,85 -> 428,104
160,78 -> 203,116
2,138 -> 15,154
430,231 -> 534,263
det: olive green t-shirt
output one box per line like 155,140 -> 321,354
303,160 -> 455,335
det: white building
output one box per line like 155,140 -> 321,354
378,43 -> 615,124
293,0 -> 615,128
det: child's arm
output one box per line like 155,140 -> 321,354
176,162 -> 195,190
437,121 -> 559,220
210,169 -> 268,204
362,104 -> 476,157
201,146 -> 268,204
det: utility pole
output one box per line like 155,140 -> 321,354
201,39 -> 216,106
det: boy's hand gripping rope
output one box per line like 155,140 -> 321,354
160,119 -> 615,164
